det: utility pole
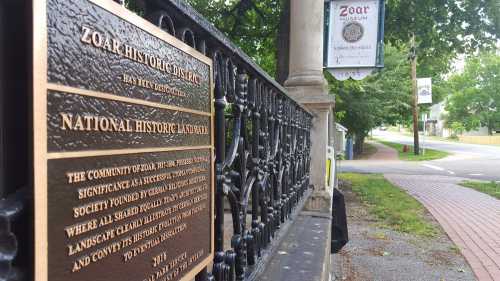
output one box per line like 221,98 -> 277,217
410,33 -> 419,155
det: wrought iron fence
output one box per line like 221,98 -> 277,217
128,1 -> 314,280
0,0 -> 313,280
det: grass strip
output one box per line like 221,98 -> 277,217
460,181 -> 500,200
377,140 -> 449,161
340,173 -> 438,237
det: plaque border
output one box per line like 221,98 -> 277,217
33,0 -> 215,280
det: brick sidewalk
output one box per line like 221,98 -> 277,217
385,174 -> 500,281
367,141 -> 399,161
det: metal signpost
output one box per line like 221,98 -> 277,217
421,113 -> 427,155
418,78 -> 432,155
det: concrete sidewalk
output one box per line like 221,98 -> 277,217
386,174 -> 500,281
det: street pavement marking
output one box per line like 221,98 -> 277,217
469,173 -> 484,176
447,170 -> 456,175
421,164 -> 445,171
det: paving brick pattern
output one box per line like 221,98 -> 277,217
385,174 -> 500,281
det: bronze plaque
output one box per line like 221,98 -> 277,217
33,1 -> 214,281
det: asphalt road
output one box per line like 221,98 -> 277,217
340,130 -> 500,181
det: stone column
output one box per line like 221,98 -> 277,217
285,0 -> 334,214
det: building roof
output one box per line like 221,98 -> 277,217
336,123 -> 348,132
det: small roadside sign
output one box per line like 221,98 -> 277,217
417,78 -> 432,104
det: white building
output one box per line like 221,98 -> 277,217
428,101 -> 451,137
428,101 -> 490,137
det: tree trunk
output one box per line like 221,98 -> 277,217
276,0 -> 290,85
354,134 -> 365,157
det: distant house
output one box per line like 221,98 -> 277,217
428,101 -> 491,137
334,123 -> 348,155
427,101 -> 451,137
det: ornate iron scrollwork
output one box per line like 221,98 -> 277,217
0,191 -> 24,281
124,1 -> 313,280
139,1 -> 313,280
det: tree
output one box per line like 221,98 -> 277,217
385,0 -> 499,76
329,78 -> 380,155
185,0 -> 285,78
180,0 -> 500,85
445,52 -> 500,135
123,0 -> 289,79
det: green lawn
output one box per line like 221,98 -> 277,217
378,140 -> 450,161
460,181 -> 500,200
340,173 -> 438,237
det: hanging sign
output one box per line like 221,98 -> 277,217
417,78 -> 433,104
324,0 -> 385,80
